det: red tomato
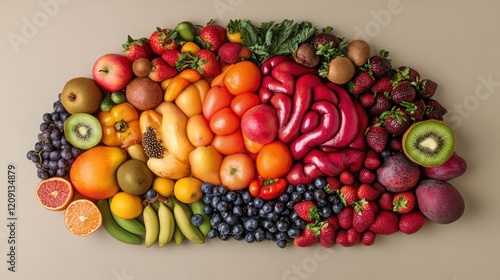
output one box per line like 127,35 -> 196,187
219,153 -> 255,190
209,107 -> 240,136
202,85 -> 233,121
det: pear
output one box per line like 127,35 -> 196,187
61,77 -> 103,114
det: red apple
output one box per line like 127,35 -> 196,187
92,53 -> 133,92
241,104 -> 278,145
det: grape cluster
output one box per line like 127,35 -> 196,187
26,95 -> 83,179
201,178 -> 344,248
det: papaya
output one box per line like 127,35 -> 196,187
139,102 -> 195,179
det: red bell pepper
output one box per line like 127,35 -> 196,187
248,177 -> 288,200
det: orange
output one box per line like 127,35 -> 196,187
152,177 -> 175,198
174,177 -> 203,204
35,177 -> 74,211
186,114 -> 215,147
109,192 -> 143,219
211,129 -> 246,156
223,61 -> 261,95
209,107 -> 240,136
64,199 -> 102,237
256,141 -> 293,179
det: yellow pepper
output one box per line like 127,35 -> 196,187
98,102 -> 141,147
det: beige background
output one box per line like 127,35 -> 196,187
1,0 -> 499,279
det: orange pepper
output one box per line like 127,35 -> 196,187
164,69 -> 202,102
97,102 -> 141,147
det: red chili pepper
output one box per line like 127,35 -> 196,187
248,177 -> 288,200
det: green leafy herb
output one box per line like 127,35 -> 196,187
241,19 -> 317,65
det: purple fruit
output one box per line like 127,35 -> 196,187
376,153 -> 420,192
422,152 -> 467,181
415,179 -> 465,224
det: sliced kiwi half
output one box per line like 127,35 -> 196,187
402,120 -> 456,167
64,113 -> 102,149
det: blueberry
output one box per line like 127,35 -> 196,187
218,233 -> 230,241
262,203 -> 273,213
202,204 -> 214,215
231,224 -> 244,236
233,234 -> 245,241
254,197 -> 264,209
296,184 -> 306,194
202,195 -> 212,204
321,207 -> 333,218
286,184 -> 295,194
316,199 -> 328,207
246,205 -> 257,217
275,231 -> 288,241
267,212 -> 279,222
241,191 -> 253,203
274,202 -> 285,214
276,220 -> 290,232
294,219 -> 306,229
145,189 -> 157,200
224,213 -> 238,225
245,232 -> 256,243
217,201 -> 229,212
278,193 -> 290,203
201,182 -> 213,193
211,196 -> 221,209
255,228 -> 266,242
327,194 -> 340,204
217,185 -> 228,195
191,214 -> 204,227
232,205 -> 243,217
304,191 -> 314,201
285,200 -> 295,209
332,203 -> 344,215
217,222 -> 231,235
225,191 -> 237,202
314,177 -> 327,189
244,218 -> 260,232
207,229 -> 218,239
276,240 -> 288,249
210,214 -> 222,227
287,227 -> 300,239
233,194 -> 244,206
380,149 -> 392,159
313,189 -> 326,201
307,183 -> 316,191
291,192 -> 302,203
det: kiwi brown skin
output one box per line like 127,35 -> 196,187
327,56 -> 355,85
61,77 -> 103,114
402,120 -> 456,167
64,113 -> 102,150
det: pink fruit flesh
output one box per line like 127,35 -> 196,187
376,153 -> 420,192
240,104 -> 278,145
422,152 -> 467,181
415,179 -> 465,224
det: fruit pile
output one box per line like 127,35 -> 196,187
28,19 -> 468,249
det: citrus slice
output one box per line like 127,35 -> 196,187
64,199 -> 102,237
35,177 -> 74,211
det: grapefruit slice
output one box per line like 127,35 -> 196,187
35,177 -> 74,211
64,199 -> 102,237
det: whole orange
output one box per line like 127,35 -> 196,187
223,61 -> 261,95
256,141 -> 293,179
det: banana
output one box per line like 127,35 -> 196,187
173,223 -> 185,245
157,202 -> 175,247
143,204 -> 160,247
108,199 -> 146,236
173,200 -> 205,244
126,143 -> 149,163
96,199 -> 143,245
190,200 -> 212,236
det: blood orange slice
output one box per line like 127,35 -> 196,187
35,177 -> 74,211
64,199 -> 102,237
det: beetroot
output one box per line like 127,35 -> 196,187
422,152 -> 467,181
376,153 -> 420,192
415,179 -> 465,224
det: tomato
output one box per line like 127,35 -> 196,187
202,85 -> 233,121
209,107 -> 240,136
256,141 -> 293,179
230,92 -> 261,118
211,129 -> 245,156
219,153 -> 255,190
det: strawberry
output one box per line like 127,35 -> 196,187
352,199 -> 378,233
318,221 -> 336,248
348,71 -> 374,96
369,210 -> 399,235
364,49 -> 392,79
338,185 -> 358,207
397,66 -> 421,83
377,192 -> 393,211
390,81 -> 416,104
293,200 -> 321,222
148,57 -> 177,82
337,207 -> 353,229
392,191 -> 416,214
161,49 -> 183,68
122,35 -> 152,62
334,228 -> 350,247
418,78 -> 438,99
358,168 -> 376,184
313,26 -> 340,49
365,125 -> 389,153
294,223 -> 320,247
218,42 -> 251,64
424,98 -> 448,120
371,75 -> 393,94
190,49 -> 221,79
380,108 -> 411,136
361,230 -> 376,246
399,210 -> 426,234
363,149 -> 382,170
149,27 -> 180,55
339,170 -> 355,185
357,183 -> 381,201
401,99 -> 426,121
368,93 -> 392,116
196,21 -> 226,51
359,92 -> 376,108
325,176 -> 342,193
346,227 -> 361,246
325,216 -> 340,231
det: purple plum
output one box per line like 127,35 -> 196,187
415,179 -> 465,224
376,153 -> 420,192
422,152 -> 467,181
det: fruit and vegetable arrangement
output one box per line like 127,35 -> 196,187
27,19 -> 468,248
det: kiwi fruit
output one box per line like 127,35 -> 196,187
132,58 -> 152,78
64,113 -> 102,149
61,77 -> 103,114
402,120 -> 456,167
116,159 -> 154,195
